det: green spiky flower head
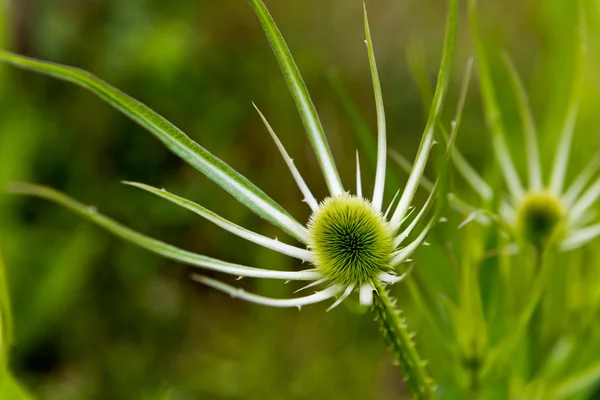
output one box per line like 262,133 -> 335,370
308,195 -> 394,286
516,191 -> 565,248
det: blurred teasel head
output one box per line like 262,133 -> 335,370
463,0 -> 597,252
393,0 -> 597,253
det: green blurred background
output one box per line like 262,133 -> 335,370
0,0 -> 598,399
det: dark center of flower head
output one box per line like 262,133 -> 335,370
516,191 -> 565,248
308,195 -> 394,286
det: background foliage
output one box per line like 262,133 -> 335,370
0,0 -> 599,399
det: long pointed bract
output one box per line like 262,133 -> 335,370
561,224 -> 600,250
568,178 -> 600,225
442,58 -> 473,169
391,219 -> 434,267
193,275 -> 341,308
364,4 -> 387,211
327,284 -> 355,312
389,150 -> 435,192
379,268 -> 412,284
356,151 -> 363,198
248,0 -> 344,196
407,45 -> 492,202
7,183 -> 320,281
124,181 -> 313,261
394,183 -> 437,248
389,0 -> 458,231
390,149 -> 485,222
391,58 -> 470,248
469,0 -> 525,202
503,53 -> 542,190
384,189 -> 401,220
451,148 -> 494,201
550,13 -> 586,195
443,58 -> 488,208
294,278 -> 328,293
0,50 -> 307,243
562,154 -> 600,207
253,104 -> 319,211
359,283 -> 374,306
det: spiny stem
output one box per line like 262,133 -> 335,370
372,280 -> 436,400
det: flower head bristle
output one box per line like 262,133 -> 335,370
308,195 -> 393,286
516,191 -> 565,248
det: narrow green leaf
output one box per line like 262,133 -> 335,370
252,103 -> 318,211
549,4 -> 586,195
562,154 -> 600,208
124,181 -> 313,261
482,252 -> 550,380
468,0 -> 525,201
248,0 -> 344,196
502,53 -> 542,190
444,58 -> 473,170
0,50 -> 308,244
536,338 -> 574,382
364,4 -> 387,211
390,0 -> 458,231
389,149 -> 483,219
561,223 -> 600,250
390,218 -> 434,266
389,150 -> 434,193
0,249 -> 11,375
567,176 -> 600,226
391,58 -> 472,242
328,71 -> 402,196
6,183 -> 318,281
553,360 -> 600,399
406,44 -> 493,202
451,150 -> 494,202
193,275 -> 340,308
405,43 -> 435,112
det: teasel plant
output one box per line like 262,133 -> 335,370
382,1 -> 598,264
464,0 -> 597,256
465,3 -> 600,398
402,0 -> 596,256
398,2 -> 600,398
331,1 -> 600,398
0,0 -> 466,397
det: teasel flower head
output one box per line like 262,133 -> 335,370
0,0 -> 459,309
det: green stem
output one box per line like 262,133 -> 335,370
0,249 -> 12,377
372,281 -> 436,399
0,251 -> 36,400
